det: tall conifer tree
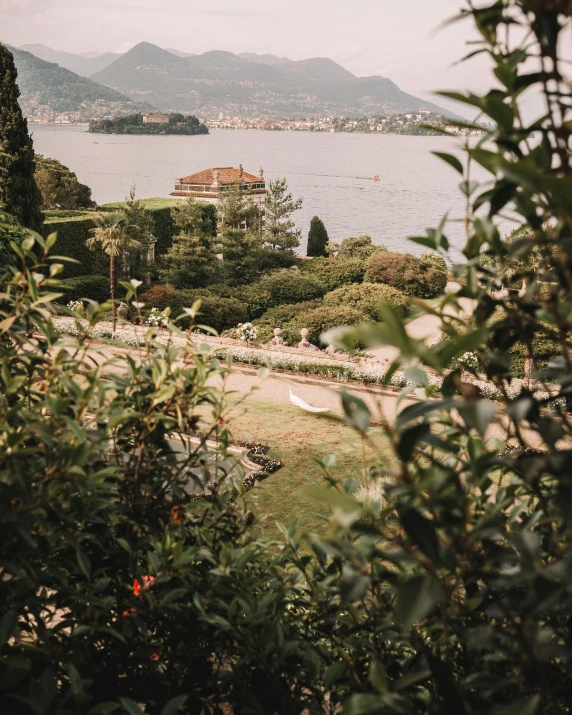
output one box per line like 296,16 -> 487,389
0,44 -> 43,230
306,216 -> 329,257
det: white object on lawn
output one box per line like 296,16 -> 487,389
289,388 -> 329,413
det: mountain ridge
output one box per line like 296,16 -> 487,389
90,42 -> 448,118
5,45 -> 155,121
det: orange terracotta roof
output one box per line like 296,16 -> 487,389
178,167 -> 261,185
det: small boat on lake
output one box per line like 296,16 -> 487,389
373,175 -> 380,182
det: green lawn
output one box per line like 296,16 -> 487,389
218,400 -> 389,537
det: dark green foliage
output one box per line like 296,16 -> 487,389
0,210 -> 26,271
89,113 -> 209,135
306,215 -> 329,257
208,282 -> 272,320
158,234 -> 218,289
6,6 -> 572,715
0,44 -> 43,230
140,284 -> 248,332
58,274 -> 110,303
299,256 -> 366,290
259,269 -> 326,307
323,281 -> 410,319
34,154 -> 95,210
263,177 -> 302,251
42,215 -> 106,278
365,250 -> 448,297
42,200 -> 213,278
220,229 -> 267,285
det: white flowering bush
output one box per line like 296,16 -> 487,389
236,322 -> 257,343
453,351 -> 481,373
67,300 -> 83,313
146,307 -> 169,328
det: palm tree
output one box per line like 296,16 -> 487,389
85,211 -> 142,331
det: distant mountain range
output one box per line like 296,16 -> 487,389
9,41 -> 448,120
6,46 -> 154,122
90,42 -> 447,118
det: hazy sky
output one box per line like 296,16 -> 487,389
0,0 -> 495,112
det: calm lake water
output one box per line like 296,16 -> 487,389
30,124 -> 487,257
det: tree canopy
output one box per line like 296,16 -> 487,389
306,215 -> 329,257
0,43 -> 43,230
34,154 -> 96,210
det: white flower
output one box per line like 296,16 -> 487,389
132,301 -> 146,309
130,279 -> 143,288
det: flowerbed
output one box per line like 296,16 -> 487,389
51,318 -> 564,407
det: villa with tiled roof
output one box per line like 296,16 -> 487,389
171,165 -> 266,205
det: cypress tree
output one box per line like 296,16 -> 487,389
306,216 -> 329,257
0,44 -> 43,230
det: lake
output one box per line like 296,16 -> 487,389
30,124 -> 491,257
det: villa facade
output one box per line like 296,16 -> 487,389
170,165 -> 267,206
142,114 -> 170,124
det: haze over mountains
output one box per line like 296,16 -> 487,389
14,41 -> 447,119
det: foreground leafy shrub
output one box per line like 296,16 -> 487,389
258,268 -> 326,307
323,282 -> 409,320
58,274 -> 110,303
365,250 -> 447,297
299,256 -> 366,290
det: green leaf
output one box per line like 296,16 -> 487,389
499,695 -> 541,715
433,151 -> 464,175
153,385 -> 176,405
0,609 -> 18,648
76,547 -> 92,579
342,693 -> 384,715
396,574 -> 442,631
118,698 -> 145,715
339,391 -> 371,433
369,661 -> 389,695
160,695 -> 189,715
457,400 -> 496,437
400,508 -> 443,566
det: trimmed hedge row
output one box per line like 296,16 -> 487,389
41,199 -> 215,278
299,257 -> 366,290
58,275 -> 110,304
42,215 -> 105,278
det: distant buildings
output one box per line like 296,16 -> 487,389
171,165 -> 267,206
204,112 -> 486,137
142,114 -> 170,125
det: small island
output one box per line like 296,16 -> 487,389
88,112 -> 209,135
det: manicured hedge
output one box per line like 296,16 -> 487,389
43,199 -> 216,279
323,282 -> 410,320
42,214 -> 104,278
207,283 -> 272,320
58,275 -> 110,303
299,257 -> 366,290
259,269 -> 326,307
365,251 -> 448,298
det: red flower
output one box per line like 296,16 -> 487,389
132,575 -> 155,600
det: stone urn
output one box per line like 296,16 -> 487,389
117,304 -> 130,321
271,328 -> 284,346
299,328 -> 311,348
